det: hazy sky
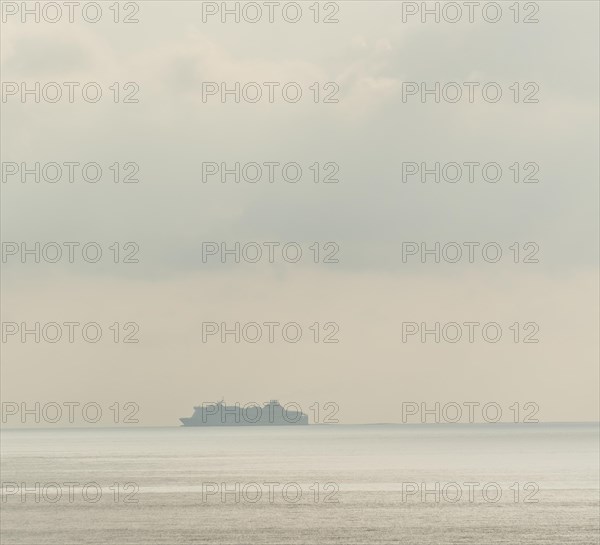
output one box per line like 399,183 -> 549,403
1,1 -> 598,425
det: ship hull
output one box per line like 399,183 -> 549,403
179,402 -> 309,426
180,417 -> 308,426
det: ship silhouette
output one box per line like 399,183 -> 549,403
180,399 -> 309,426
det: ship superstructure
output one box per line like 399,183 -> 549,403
180,400 -> 309,426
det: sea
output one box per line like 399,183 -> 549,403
1,423 -> 598,544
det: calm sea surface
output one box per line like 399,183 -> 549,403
1,423 -> 598,544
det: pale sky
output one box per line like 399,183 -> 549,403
1,1 -> 598,425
